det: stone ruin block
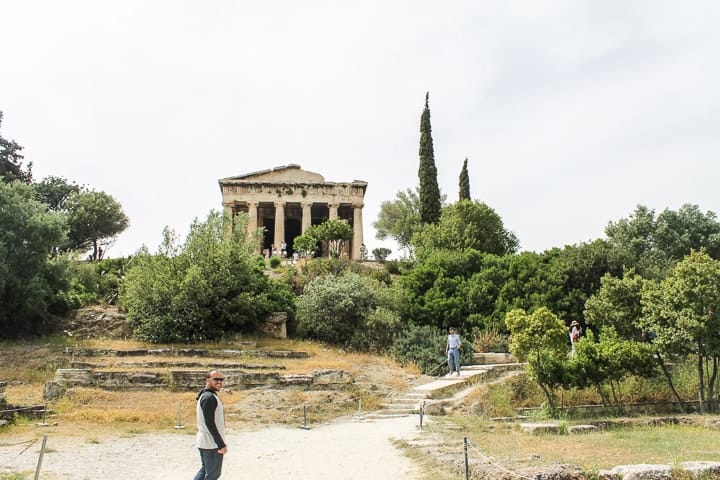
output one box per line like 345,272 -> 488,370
312,369 -> 353,388
247,350 -> 309,359
567,424 -> 599,434
54,368 -> 95,387
279,374 -> 314,389
233,371 -> 282,389
520,422 -> 561,434
93,371 -> 168,389
169,370 -> 282,390
110,349 -> 149,357
176,349 -> 210,357
260,312 -> 287,338
43,381 -> 66,401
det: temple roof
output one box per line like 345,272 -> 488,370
220,165 -> 325,184
219,164 -> 367,186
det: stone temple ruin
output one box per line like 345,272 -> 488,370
219,164 -> 367,259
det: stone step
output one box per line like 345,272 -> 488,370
403,392 -> 431,399
380,401 -> 419,410
472,352 -> 517,365
365,410 -> 414,419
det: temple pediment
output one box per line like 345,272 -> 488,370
221,165 -> 326,184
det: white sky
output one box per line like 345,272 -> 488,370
2,1 -> 719,258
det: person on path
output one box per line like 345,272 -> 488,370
194,370 -> 227,480
445,327 -> 462,376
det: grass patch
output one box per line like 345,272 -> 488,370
0,473 -> 31,480
440,416 -> 720,472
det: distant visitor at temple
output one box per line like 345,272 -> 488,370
218,164 -> 367,260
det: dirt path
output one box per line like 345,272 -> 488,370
1,415 -> 423,479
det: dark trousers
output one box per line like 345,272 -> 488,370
194,448 -> 223,480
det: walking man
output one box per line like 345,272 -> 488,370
446,327 -> 462,376
194,370 -> 227,480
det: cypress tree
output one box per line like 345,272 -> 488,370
418,92 -> 441,224
459,157 -> 470,201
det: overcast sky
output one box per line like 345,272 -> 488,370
2,1 -> 719,258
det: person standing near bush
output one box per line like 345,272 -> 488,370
569,320 -> 582,355
446,327 -> 462,376
194,370 -> 227,480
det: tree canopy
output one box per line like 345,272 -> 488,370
0,112 -> 32,184
418,92 -> 441,225
373,188 -> 422,255
0,181 -> 68,337
606,204 -> 720,277
413,200 -> 519,257
459,157 -> 470,201
297,219 -> 353,258
65,190 -> 129,260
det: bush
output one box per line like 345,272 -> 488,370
384,260 -> 401,275
296,272 -> 378,345
472,327 -> 509,353
392,324 -> 446,374
349,306 -> 402,352
121,211 -> 294,343
269,256 -> 282,269
372,247 -> 391,263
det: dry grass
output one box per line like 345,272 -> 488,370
0,336 -> 414,438
419,416 -> 720,476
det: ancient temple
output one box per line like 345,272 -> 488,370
218,165 -> 367,259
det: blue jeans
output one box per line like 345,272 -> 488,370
194,448 -> 223,480
447,348 -> 460,373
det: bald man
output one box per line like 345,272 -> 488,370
193,370 -> 227,480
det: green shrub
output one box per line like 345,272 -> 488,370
372,247 -> 391,263
121,211 -> 294,343
296,272 -> 378,345
472,327 -> 509,353
349,306 -> 402,352
392,324 -> 445,374
384,260 -> 401,275
269,256 -> 282,269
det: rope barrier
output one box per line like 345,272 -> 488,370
421,417 -> 534,480
0,439 -> 36,447
426,359 -> 449,377
0,437 -> 38,463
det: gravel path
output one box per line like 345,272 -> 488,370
1,416 -> 423,479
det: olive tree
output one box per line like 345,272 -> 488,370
506,307 -> 568,410
641,250 -> 720,412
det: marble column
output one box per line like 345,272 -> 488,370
352,204 -> 364,260
222,203 -> 234,237
273,201 -> 285,251
329,203 -> 338,221
301,202 -> 312,233
247,202 -> 258,235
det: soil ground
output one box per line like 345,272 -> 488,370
0,306 -> 428,479
0,415 -> 423,479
